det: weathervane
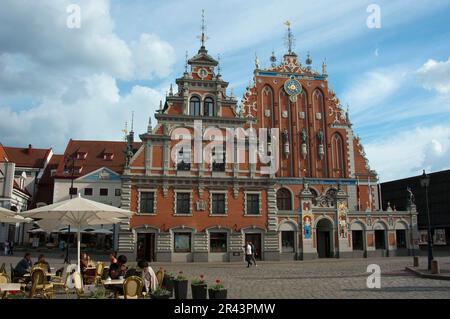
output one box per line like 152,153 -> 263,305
284,20 -> 295,54
197,9 -> 209,48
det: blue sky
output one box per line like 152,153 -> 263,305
0,0 -> 450,181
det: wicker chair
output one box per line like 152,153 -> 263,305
29,268 -> 53,299
0,262 -> 6,274
85,262 -> 105,285
51,265 -> 75,297
155,269 -> 165,288
72,272 -> 91,299
118,276 -> 143,299
0,273 -> 11,299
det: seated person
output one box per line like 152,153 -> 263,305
124,268 -> 141,279
15,252 -> 32,276
34,254 -> 51,272
108,263 -> 120,279
80,253 -> 89,275
109,251 -> 118,265
117,255 -> 128,277
138,260 -> 158,293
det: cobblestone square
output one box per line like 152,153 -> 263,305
2,254 -> 450,299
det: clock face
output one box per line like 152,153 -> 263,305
197,68 -> 208,79
284,78 -> 302,96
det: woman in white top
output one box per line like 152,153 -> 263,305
138,260 -> 158,293
245,242 -> 253,268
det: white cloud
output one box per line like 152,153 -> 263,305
0,74 -> 163,152
417,57 -> 450,95
131,33 -> 176,80
342,68 -> 405,115
365,126 -> 450,182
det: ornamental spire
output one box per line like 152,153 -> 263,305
284,20 -> 295,54
197,9 -> 209,49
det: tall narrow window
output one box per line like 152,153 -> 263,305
246,194 -> 260,215
190,96 -> 200,116
212,146 -> 225,172
140,192 -> 155,214
177,146 -> 191,171
211,193 -> 226,215
204,97 -> 215,116
331,133 -> 345,178
176,192 -> 191,215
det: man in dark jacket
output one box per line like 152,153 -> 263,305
15,252 -> 32,276
250,242 -> 257,267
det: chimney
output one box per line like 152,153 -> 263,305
28,144 -> 32,155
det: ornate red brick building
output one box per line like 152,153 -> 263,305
118,21 -> 419,262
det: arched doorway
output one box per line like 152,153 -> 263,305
316,219 -> 333,258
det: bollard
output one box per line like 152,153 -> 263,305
413,256 -> 419,267
431,259 -> 440,274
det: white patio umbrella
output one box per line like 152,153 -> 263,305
0,207 -> 32,223
22,194 -> 132,273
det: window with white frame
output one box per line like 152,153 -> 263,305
212,145 -> 225,172
140,191 -> 155,214
246,193 -> 260,215
177,146 -> 191,171
211,193 -> 226,215
176,192 -> 191,215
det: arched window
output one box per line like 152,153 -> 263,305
190,96 -> 200,116
313,89 -> 324,113
204,97 -> 215,116
277,188 -> 292,210
331,133 -> 345,177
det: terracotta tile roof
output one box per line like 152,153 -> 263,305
0,143 -> 9,162
55,139 -> 142,178
3,145 -> 52,168
32,154 -> 63,207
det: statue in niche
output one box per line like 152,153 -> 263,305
317,130 -> 324,145
282,129 -> 289,144
301,128 -> 307,144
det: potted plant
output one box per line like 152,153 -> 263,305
162,269 -> 174,298
150,287 -> 171,300
191,274 -> 207,299
208,279 -> 227,299
89,286 -> 108,299
172,271 -> 188,299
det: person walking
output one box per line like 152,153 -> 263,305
245,241 -> 253,268
9,241 -> 13,255
3,240 -> 9,256
250,242 -> 257,267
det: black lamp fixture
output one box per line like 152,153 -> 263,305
420,169 -> 433,271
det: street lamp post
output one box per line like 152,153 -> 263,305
63,154 -> 77,264
420,169 -> 433,271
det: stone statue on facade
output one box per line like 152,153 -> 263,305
406,187 -> 415,206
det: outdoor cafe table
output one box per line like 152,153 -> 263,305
102,279 -> 124,299
0,283 -> 23,298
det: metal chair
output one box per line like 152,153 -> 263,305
118,276 -> 143,299
155,269 -> 165,288
29,268 -> 53,299
72,271 -> 90,299
0,262 -> 6,274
